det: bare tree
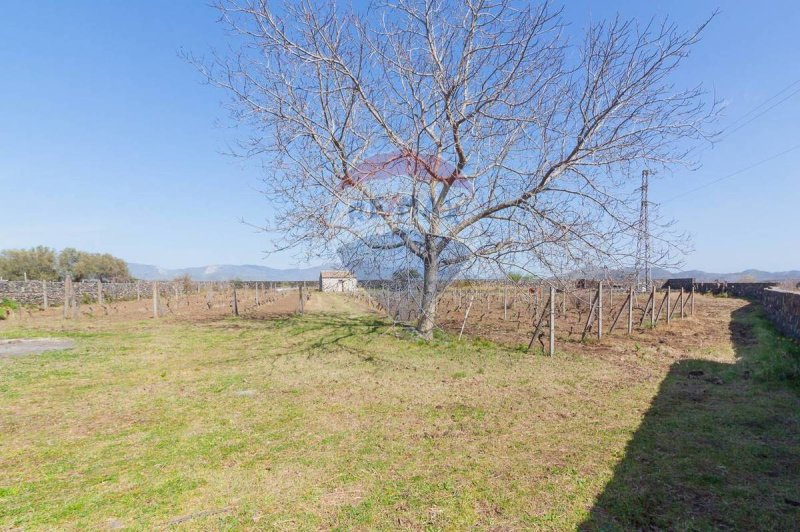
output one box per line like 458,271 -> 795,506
195,0 -> 717,339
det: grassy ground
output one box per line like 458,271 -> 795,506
0,293 -> 798,530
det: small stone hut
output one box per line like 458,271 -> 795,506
319,270 -> 357,292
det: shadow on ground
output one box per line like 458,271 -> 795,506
582,302 -> 800,530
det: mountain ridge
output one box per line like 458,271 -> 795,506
127,262 -> 333,281
127,262 -> 800,282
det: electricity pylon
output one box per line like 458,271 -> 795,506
635,169 -> 652,292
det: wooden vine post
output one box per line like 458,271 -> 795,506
581,288 -> 600,342
503,284 -> 508,321
651,286 -> 656,326
597,282 -> 603,339
549,286 -> 555,355
680,287 -> 685,318
639,288 -> 653,327
654,289 -> 668,325
527,291 -> 551,351
62,278 -> 71,319
299,285 -> 305,314
628,286 -> 634,334
458,294 -> 474,340
152,281 -> 159,319
608,286 -> 632,335
666,286 -> 671,325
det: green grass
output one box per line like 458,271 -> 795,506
0,300 -> 798,530
583,303 -> 800,530
0,298 -> 18,320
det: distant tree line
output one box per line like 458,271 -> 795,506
0,246 -> 131,282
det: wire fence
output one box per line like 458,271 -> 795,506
3,277 -> 698,354
1,280 -> 311,322
357,280 -> 696,353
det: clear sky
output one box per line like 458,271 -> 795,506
1,1 -> 798,272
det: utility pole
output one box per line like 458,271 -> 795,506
635,169 -> 652,292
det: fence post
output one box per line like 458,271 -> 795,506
232,286 -> 239,316
627,286 -> 634,335
42,280 -> 48,309
549,286 -> 555,355
597,282 -> 603,339
97,280 -> 103,304
680,287 -> 685,318
458,294 -> 474,340
152,282 -> 159,319
136,281 -> 141,301
503,284 -> 508,320
299,285 -> 305,314
255,283 -> 260,306
651,285 -> 656,326
63,278 -> 71,319
581,291 -> 599,342
666,286 -> 671,325
691,286 -> 695,316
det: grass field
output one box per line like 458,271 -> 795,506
1,293 -> 799,529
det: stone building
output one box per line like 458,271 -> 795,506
319,270 -> 357,292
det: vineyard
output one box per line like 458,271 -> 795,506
3,279 -> 700,354
362,281 -> 696,351
1,282 -> 799,529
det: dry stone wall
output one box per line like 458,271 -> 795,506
762,288 -> 800,341
1,280 -> 160,306
0,279 -> 313,307
664,279 -> 781,299
693,281 -> 779,298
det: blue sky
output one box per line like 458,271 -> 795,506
1,1 -> 798,272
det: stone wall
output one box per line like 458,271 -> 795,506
695,282 -> 778,298
0,279 -> 311,307
0,280 -> 165,306
662,278 -> 694,291
670,279 -> 780,299
762,288 -> 800,341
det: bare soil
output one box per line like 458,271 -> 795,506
0,338 -> 75,357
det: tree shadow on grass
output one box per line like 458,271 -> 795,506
253,313 -> 388,359
582,302 -> 800,530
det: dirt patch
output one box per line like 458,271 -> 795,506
0,289 -> 374,328
429,292 -> 753,382
0,338 -> 75,357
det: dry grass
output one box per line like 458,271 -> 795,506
0,293 -> 798,529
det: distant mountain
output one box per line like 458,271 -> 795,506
127,262 -> 333,281
566,266 -> 678,281
566,266 -> 800,283
674,269 -> 800,282
127,262 -> 800,283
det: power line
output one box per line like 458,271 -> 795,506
688,78 -> 800,162
723,78 -> 800,133
657,80 -> 800,207
661,143 -> 800,204
720,84 -> 800,140
673,79 -> 800,203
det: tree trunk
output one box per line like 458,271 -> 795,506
416,256 -> 439,340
